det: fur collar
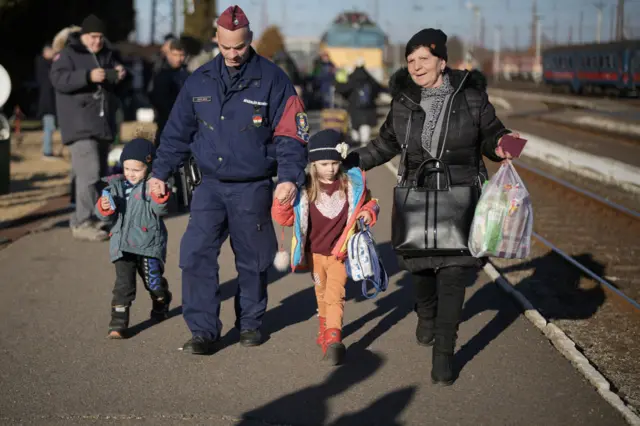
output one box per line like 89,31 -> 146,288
388,67 -> 488,101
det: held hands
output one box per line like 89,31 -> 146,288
275,182 -> 298,206
115,64 -> 126,81
356,210 -> 373,225
90,68 -> 106,83
495,132 -> 521,160
148,177 -> 166,197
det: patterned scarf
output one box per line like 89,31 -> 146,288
420,73 -> 454,153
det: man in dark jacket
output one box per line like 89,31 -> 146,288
335,59 -> 383,144
35,44 -> 57,158
149,5 -> 308,354
152,33 -> 176,75
150,38 -> 189,144
50,14 -> 126,241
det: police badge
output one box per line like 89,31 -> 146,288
252,105 -> 263,127
295,112 -> 309,142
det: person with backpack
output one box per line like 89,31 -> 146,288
335,58 -> 383,145
345,28 -> 518,385
271,129 -> 379,366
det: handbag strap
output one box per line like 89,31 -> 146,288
396,116 -> 412,184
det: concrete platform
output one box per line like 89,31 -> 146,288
0,163 -> 627,425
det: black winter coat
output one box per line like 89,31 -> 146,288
354,67 -> 511,272
150,64 -> 189,139
35,56 -> 56,118
50,32 -> 121,145
336,66 -> 383,128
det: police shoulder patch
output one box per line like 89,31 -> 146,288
296,112 -> 309,133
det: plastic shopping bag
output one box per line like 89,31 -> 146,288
469,161 -> 533,258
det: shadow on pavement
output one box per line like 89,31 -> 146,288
127,305 -> 184,338
237,349 -> 415,426
457,252 -> 606,378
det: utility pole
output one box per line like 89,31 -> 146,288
553,18 -> 558,45
616,0 -> 625,41
480,16 -> 486,49
470,6 -> 481,51
578,10 -> 583,43
151,0 -> 158,43
171,0 -> 178,36
595,2 -> 605,43
514,25 -> 519,52
535,15 -> 542,69
530,0 -> 537,50
568,25 -> 573,44
493,25 -> 502,83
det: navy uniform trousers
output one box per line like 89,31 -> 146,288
179,177 -> 277,340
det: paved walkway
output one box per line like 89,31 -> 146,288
0,159 -> 627,425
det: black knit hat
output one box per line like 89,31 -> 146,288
308,129 -> 350,163
405,28 -> 448,61
120,138 -> 156,167
81,14 -> 106,34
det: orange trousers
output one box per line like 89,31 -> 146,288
309,253 -> 348,330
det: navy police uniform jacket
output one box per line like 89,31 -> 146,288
153,48 -> 309,185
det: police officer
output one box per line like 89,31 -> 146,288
149,5 -> 308,355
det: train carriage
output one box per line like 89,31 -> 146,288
543,40 -> 640,95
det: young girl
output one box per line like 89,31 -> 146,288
272,129 -> 379,365
95,137 -> 172,339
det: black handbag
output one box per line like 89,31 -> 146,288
391,144 -> 480,257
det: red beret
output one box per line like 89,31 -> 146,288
217,5 -> 250,30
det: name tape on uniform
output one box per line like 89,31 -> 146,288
193,96 -> 212,103
243,99 -> 268,106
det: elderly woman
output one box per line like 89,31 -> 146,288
349,28 -> 515,385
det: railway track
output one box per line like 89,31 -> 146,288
490,80 -> 640,105
510,160 -> 640,311
486,158 -> 640,409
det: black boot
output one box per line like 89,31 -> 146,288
416,318 -> 435,346
182,336 -> 219,355
431,350 -> 455,386
431,331 -> 458,386
151,288 -> 172,321
108,306 -> 130,339
428,266 -> 471,386
239,329 -> 263,347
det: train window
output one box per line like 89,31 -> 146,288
324,27 -> 385,48
605,55 -> 612,68
568,57 -> 573,68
